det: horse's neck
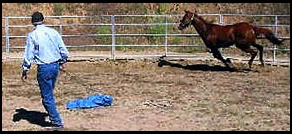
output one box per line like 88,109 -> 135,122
192,17 -> 209,38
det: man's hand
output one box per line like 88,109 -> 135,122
21,70 -> 28,81
59,64 -> 66,72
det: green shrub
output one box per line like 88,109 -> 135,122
146,17 -> 166,45
158,3 -> 168,14
95,26 -> 111,45
53,3 -> 63,16
171,36 -> 181,44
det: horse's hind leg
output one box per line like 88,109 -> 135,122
211,48 -> 233,69
238,46 -> 258,69
252,44 -> 264,67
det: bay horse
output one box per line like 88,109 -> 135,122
178,10 -> 285,69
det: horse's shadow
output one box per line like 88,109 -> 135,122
12,108 -> 52,127
158,59 -> 254,72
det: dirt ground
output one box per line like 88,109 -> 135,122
2,58 -> 290,131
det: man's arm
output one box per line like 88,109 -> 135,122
55,31 -> 69,71
21,34 -> 35,80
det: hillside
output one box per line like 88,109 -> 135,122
2,3 -> 290,17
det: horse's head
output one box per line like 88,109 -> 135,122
178,10 -> 197,30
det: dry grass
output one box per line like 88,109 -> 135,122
2,59 -> 290,131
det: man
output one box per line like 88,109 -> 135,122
21,11 -> 69,129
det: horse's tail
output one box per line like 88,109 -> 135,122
253,26 -> 286,45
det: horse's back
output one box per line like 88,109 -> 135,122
231,22 -> 257,45
233,22 -> 254,30
214,22 -> 256,45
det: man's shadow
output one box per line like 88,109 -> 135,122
158,59 -> 253,72
13,108 -> 52,127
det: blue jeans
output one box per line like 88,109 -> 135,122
37,63 -> 63,127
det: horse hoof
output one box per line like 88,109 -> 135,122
226,58 -> 232,63
231,68 -> 238,72
158,61 -> 165,67
225,62 -> 233,69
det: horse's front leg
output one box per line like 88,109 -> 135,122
211,48 -> 234,69
205,47 -> 212,53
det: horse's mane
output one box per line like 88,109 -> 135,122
193,13 -> 212,25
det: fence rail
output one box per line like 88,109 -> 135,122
2,14 -> 290,65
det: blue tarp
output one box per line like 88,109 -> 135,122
66,93 -> 113,110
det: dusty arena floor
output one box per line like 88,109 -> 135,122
2,59 -> 290,131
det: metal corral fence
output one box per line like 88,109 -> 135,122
2,14 -> 290,65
